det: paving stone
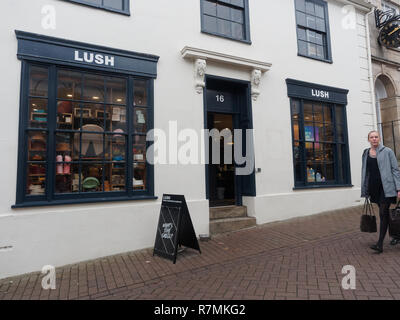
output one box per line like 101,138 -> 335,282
1,205 -> 400,300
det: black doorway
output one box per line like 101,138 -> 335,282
204,76 -> 256,208
208,112 -> 235,207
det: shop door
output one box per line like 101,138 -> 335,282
204,76 -> 256,207
207,112 -> 236,207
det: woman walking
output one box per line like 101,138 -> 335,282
361,131 -> 400,253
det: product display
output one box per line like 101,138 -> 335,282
74,124 -> 104,157
56,155 -> 63,174
29,184 -> 45,195
57,101 -> 72,113
64,155 -> 71,174
26,68 -> 149,196
82,177 -> 100,190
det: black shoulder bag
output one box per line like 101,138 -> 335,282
360,198 -> 377,233
389,201 -> 400,238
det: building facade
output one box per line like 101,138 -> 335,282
0,0 -> 375,279
369,0 -> 400,159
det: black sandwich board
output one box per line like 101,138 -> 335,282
153,194 -> 201,264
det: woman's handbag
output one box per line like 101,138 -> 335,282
389,201 -> 400,238
360,198 -> 377,233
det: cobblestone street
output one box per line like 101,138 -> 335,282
2,205 -> 400,300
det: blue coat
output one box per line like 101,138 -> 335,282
361,144 -> 400,198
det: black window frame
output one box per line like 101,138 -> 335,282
294,0 -> 332,63
14,61 -> 155,208
290,98 -> 351,189
200,0 -> 251,44
62,0 -> 130,16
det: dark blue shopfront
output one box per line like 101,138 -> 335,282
13,31 -> 159,207
286,78 -> 351,189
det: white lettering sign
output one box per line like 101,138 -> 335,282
311,89 -> 330,99
74,50 -> 115,67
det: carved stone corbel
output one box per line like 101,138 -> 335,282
194,58 -> 207,94
251,69 -> 262,101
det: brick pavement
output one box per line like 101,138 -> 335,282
1,205 -> 400,300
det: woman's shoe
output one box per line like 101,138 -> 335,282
390,238 -> 400,246
370,244 -> 383,253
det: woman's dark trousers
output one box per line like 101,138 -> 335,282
377,203 -> 391,247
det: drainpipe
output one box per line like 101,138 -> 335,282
365,7 -> 377,131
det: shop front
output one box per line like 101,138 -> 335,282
286,79 -> 351,189
13,31 -> 159,207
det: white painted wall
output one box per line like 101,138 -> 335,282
0,0 -> 374,279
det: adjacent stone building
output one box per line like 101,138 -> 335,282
369,0 -> 400,157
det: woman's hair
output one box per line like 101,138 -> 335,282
367,130 -> 380,139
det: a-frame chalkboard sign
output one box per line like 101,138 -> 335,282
153,194 -> 201,264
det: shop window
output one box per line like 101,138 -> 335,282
63,0 -> 130,15
294,0 -> 332,62
201,0 -> 251,43
290,99 -> 350,187
20,64 -> 153,205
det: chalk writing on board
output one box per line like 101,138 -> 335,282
162,223 -> 173,239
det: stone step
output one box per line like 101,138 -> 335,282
210,216 -> 256,235
210,206 -> 247,220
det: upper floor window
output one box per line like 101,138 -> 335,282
201,0 -> 251,44
295,0 -> 332,63
64,0 -> 130,15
